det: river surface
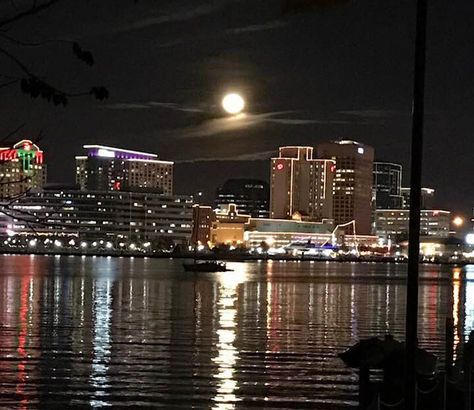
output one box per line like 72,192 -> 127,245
0,255 -> 473,409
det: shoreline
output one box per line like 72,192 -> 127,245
0,247 -> 471,266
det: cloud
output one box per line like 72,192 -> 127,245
265,118 -> 349,125
171,111 -> 295,139
104,101 -> 205,113
225,20 -> 287,35
176,150 -> 276,163
339,109 -> 404,119
166,110 -> 354,139
113,1 -> 237,34
104,103 -> 151,110
154,19 -> 288,50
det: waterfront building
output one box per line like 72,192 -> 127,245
316,140 -> 374,235
0,188 -> 193,245
374,209 -> 451,242
270,146 -> 335,221
373,162 -> 403,209
244,216 -> 334,249
75,145 -> 173,194
189,204 -> 378,250
0,139 -> 47,199
211,204 -> 251,246
401,187 -> 435,209
215,178 -> 269,218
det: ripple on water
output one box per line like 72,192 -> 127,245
0,256 -> 468,408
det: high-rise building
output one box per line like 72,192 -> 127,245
401,187 -> 435,210
373,162 -> 403,209
0,139 -> 46,199
75,145 -> 173,194
270,146 -> 335,221
215,178 -> 269,218
316,140 -> 374,234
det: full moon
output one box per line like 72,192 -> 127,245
222,93 -> 245,115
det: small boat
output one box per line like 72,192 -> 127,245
182,260 -> 231,272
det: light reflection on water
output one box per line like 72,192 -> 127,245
90,279 -> 112,407
212,268 -> 246,409
0,255 -> 472,409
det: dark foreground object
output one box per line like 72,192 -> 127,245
340,333 -> 474,409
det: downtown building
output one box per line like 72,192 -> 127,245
373,162 -> 403,209
0,139 -> 47,199
270,146 -> 335,222
215,178 -> 269,218
75,145 -> 173,194
0,187 -> 193,245
401,187 -> 435,210
374,209 -> 451,242
316,140 -> 374,235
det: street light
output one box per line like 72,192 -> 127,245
453,216 -> 464,227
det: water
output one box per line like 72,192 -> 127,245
0,255 -> 473,409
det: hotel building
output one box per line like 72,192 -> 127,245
316,140 -> 374,235
0,139 -> 46,199
270,146 -> 335,221
75,145 -> 173,194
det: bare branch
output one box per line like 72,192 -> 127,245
0,32 -> 74,47
0,78 -> 18,89
0,0 -> 62,29
0,45 -> 33,76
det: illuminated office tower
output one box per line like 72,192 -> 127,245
270,146 -> 335,221
317,140 -> 374,234
215,178 -> 269,218
75,145 -> 173,194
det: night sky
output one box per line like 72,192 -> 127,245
1,0 -> 473,214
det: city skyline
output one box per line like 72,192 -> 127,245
0,0 -> 472,215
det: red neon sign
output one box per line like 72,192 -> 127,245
0,140 -> 44,170
276,163 -> 284,171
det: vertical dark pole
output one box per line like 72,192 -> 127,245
445,316 -> 454,378
359,366 -> 370,409
405,0 -> 428,409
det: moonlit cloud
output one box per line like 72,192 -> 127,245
171,111 -> 295,139
170,111 -> 356,138
265,118 -> 350,125
104,101 -> 205,113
